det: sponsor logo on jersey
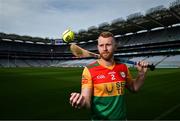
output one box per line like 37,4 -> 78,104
104,81 -> 126,95
97,74 -> 105,79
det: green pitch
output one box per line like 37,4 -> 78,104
0,67 -> 179,120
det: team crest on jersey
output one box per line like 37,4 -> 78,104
120,72 -> 126,78
82,75 -> 88,84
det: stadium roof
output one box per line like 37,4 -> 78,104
75,0 -> 180,42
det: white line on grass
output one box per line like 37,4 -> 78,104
154,103 -> 180,120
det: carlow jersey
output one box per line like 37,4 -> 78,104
82,60 -> 132,120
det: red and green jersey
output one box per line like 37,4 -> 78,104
82,60 -> 132,120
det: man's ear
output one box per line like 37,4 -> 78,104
114,40 -> 120,51
114,43 -> 118,51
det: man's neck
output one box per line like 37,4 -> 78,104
99,58 -> 115,67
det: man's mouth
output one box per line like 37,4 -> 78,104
102,52 -> 109,55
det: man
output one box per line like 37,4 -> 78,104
69,32 -> 148,120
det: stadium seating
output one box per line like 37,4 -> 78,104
0,1 -> 179,68
117,26 -> 180,46
129,55 -> 180,68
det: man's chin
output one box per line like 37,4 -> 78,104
101,55 -> 112,61
100,53 -> 113,61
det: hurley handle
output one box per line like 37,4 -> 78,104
114,58 -> 155,71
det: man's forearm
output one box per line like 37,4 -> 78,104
81,88 -> 92,109
133,72 -> 146,92
84,99 -> 91,109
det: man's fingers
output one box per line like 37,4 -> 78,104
69,93 -> 77,104
138,61 -> 149,68
73,93 -> 80,107
69,93 -> 82,108
76,94 -> 82,105
142,61 -> 149,68
76,95 -> 85,109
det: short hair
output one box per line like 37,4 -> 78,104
98,31 -> 118,46
99,31 -> 114,38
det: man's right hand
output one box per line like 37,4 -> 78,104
69,92 -> 85,109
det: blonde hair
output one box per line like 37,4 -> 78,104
99,31 -> 114,38
98,31 -> 118,48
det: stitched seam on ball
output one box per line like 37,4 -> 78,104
63,30 -> 70,36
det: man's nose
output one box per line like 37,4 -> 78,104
103,45 -> 107,51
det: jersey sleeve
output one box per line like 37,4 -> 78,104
81,67 -> 93,89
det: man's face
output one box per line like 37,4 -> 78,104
97,36 -> 116,61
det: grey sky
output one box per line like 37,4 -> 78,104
0,0 -> 175,39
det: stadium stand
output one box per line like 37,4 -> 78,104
117,26 -> 180,46
0,0 -> 179,68
129,55 -> 180,68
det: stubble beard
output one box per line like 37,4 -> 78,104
100,51 -> 113,61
